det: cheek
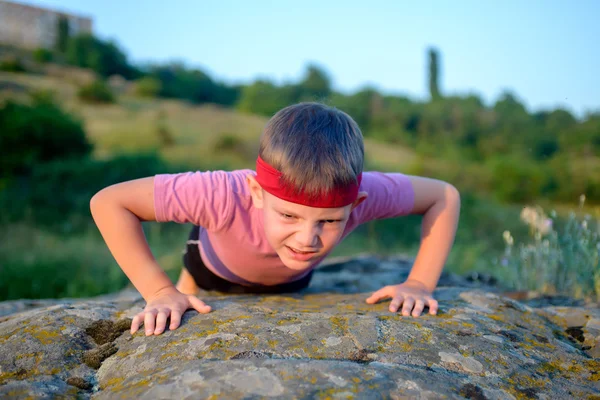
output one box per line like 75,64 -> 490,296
263,216 -> 291,242
322,226 -> 345,246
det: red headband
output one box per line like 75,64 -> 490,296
255,156 -> 362,208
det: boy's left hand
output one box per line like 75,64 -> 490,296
365,280 -> 438,317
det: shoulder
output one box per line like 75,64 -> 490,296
226,169 -> 255,195
360,171 -> 459,215
153,169 -> 255,229
359,171 -> 414,200
155,169 -> 252,191
402,175 -> 460,215
350,171 -> 415,221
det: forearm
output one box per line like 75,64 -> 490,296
90,196 -> 175,301
407,189 -> 460,292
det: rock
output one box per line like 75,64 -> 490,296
1,255 -> 599,399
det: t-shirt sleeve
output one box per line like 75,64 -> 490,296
153,171 -> 234,231
352,171 -> 415,224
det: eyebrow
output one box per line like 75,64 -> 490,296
276,207 -> 345,220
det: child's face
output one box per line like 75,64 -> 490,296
247,175 -> 367,270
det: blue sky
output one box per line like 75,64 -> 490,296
22,0 -> 600,118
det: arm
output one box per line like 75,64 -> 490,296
405,176 -> 461,292
91,176 -> 211,336
366,175 -> 461,316
89,177 -> 175,300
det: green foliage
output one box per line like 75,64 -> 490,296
0,56 -> 26,72
0,153 -> 177,231
66,33 -> 139,79
77,79 -> 115,104
55,16 -> 70,54
428,47 -> 441,101
0,226 -> 129,300
0,98 -> 91,179
0,222 -> 188,300
498,200 -> 600,301
237,64 -> 332,116
134,76 -> 161,97
488,156 -> 547,203
330,88 -> 379,130
299,64 -> 331,100
147,62 -> 239,105
213,133 -> 248,157
32,48 -> 53,63
237,79 -> 297,116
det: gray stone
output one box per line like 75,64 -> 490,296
1,255 -> 599,399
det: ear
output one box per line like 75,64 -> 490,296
246,174 -> 264,209
350,191 -> 368,211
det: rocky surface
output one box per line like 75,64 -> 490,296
1,255 -> 599,399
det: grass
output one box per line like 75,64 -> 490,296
499,199 -> 600,301
0,222 -> 190,300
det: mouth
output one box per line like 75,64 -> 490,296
285,246 -> 318,261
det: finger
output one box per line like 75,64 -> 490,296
426,298 -> 439,315
389,295 -> 405,312
188,296 -> 212,314
412,299 -> 425,317
154,309 -> 170,335
130,311 -> 145,334
144,309 -> 158,336
365,287 -> 392,304
169,310 -> 183,331
401,297 -> 415,316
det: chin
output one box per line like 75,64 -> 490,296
279,254 -> 313,270
281,259 -> 311,270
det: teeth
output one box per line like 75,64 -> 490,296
290,247 -> 310,254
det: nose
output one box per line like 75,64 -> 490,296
295,223 -> 320,249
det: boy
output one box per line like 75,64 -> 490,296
90,102 -> 460,337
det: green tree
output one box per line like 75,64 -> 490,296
0,98 -> 92,179
428,47 -> 441,101
237,80 -> 298,116
77,80 -> 115,104
55,16 -> 70,54
66,33 -> 138,79
148,62 -> 239,105
330,87 -> 379,132
298,64 -> 331,100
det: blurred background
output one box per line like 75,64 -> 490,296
0,0 -> 598,302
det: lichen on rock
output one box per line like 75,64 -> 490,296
0,255 -> 598,399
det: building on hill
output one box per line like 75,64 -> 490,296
0,0 -> 92,50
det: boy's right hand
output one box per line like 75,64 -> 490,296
130,286 -> 212,336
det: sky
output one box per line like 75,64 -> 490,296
20,0 -> 600,118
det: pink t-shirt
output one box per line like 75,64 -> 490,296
154,170 -> 414,286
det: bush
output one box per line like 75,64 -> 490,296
0,153 -> 178,231
0,56 -> 26,72
77,79 -> 115,104
0,98 -> 92,179
134,76 -> 161,98
0,226 -> 130,300
32,48 -> 53,63
213,133 -> 248,157
488,156 -> 547,203
66,33 -> 139,79
497,197 -> 600,301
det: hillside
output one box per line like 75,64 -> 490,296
0,70 -> 418,173
1,67 -> 598,304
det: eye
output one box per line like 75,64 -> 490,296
280,213 -> 294,219
323,219 -> 340,224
